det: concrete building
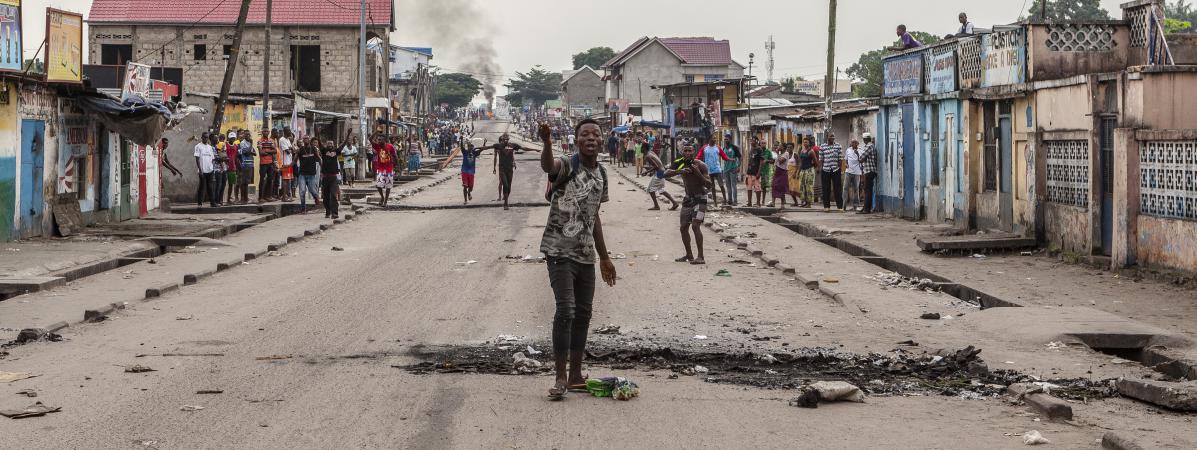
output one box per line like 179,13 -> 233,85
561,66 -> 604,118
872,0 -> 1197,274
86,0 -> 394,114
389,46 -> 434,120
601,37 -> 744,122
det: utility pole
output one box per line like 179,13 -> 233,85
263,0 -> 272,131
211,0 -> 253,133
824,0 -> 837,138
358,0 -> 368,144
746,53 -> 754,146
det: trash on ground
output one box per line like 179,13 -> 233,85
0,372 -> 35,383
180,405 -> 205,412
125,365 -> 156,373
920,312 -> 941,320
896,340 -> 919,346
809,381 -> 866,403
496,334 -> 524,343
196,390 -> 224,395
758,354 -> 779,364
16,389 -> 36,397
1045,341 -> 1068,350
693,365 -> 710,374
1020,251 -> 1033,256
594,324 -> 621,335
585,377 -> 640,400
0,402 -> 62,419
970,253 -> 987,258
255,355 -> 293,361
788,389 -> 821,408
526,345 -> 542,355
511,352 -> 543,374
1022,430 -> 1050,445
868,272 -> 940,292
331,247 -> 344,251
729,259 -> 753,264
609,253 -> 627,259
715,269 -> 732,277
176,315 -> 193,321
823,277 -> 840,283
455,260 -> 478,266
12,328 -> 64,345
693,335 -> 708,340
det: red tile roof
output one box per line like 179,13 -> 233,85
659,37 -> 733,66
604,36 -> 736,68
87,0 -> 393,27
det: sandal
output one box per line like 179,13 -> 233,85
675,256 -> 693,263
690,258 -> 707,265
567,375 -> 590,392
547,383 -> 567,401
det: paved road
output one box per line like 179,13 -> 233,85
1,120 -> 1192,449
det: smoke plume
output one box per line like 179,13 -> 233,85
408,0 -> 502,106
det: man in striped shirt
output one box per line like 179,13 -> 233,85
819,133 -> 845,211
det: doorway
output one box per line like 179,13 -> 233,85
901,103 -> 916,218
119,138 -> 134,221
290,45 -> 322,92
1099,117 -> 1116,256
945,114 -> 957,222
998,102 -> 1014,231
20,120 -> 46,238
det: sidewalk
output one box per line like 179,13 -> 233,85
772,209 -> 1197,339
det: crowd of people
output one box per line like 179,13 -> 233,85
184,126 -> 441,217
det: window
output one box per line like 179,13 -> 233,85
223,45 -> 233,60
705,74 -> 724,81
290,45 -> 322,92
193,44 -> 207,61
683,75 -> 695,83
100,44 -> 132,65
983,105 -> 997,191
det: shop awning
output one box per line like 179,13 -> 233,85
308,109 -> 352,119
75,93 -> 171,146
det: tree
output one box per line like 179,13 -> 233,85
1025,0 -> 1112,21
22,58 -> 43,74
1166,1 -> 1197,32
435,73 -> 483,109
571,47 -> 616,70
504,66 -> 562,107
846,31 -> 941,98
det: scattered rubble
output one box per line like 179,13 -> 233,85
869,272 -> 940,292
124,365 -> 156,373
16,389 -> 36,397
180,405 -> 205,412
0,402 -> 61,419
1022,430 -> 1050,445
594,325 -> 622,335
920,313 -> 941,320
512,352 -> 544,374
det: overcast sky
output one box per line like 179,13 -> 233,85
25,0 -> 1127,92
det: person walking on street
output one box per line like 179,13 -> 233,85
745,139 -> 765,207
257,130 -> 278,203
697,137 -> 730,207
211,134 -> 228,206
440,138 -> 486,204
537,120 -> 616,401
819,133 -> 845,210
665,144 -> 713,265
159,138 -> 183,179
769,143 -> 792,208
236,130 -> 254,204
786,141 -> 803,206
642,141 -> 679,211
722,134 -> 742,206
194,132 -> 216,207
295,138 -> 321,213
758,141 -> 775,206
859,133 -> 879,214
222,133 -> 239,204
372,135 -> 397,207
606,131 -> 619,164
489,133 -> 523,210
406,135 -> 423,176
341,135 -> 359,186
796,137 -> 819,207
279,130 -> 295,202
320,140 -> 341,219
844,138 -> 864,211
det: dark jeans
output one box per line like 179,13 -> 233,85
821,170 -> 844,209
321,175 -> 339,217
211,170 -> 225,205
863,172 -> 877,212
196,171 -> 213,206
547,256 -> 595,358
237,167 -> 253,203
259,164 -> 277,200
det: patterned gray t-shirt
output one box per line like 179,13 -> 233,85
540,157 -> 608,264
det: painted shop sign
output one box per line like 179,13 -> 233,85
883,53 -> 923,97
981,29 -> 1026,88
928,48 -> 958,94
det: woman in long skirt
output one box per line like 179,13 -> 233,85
786,142 -> 802,204
769,145 -> 792,207
759,144 -> 774,203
